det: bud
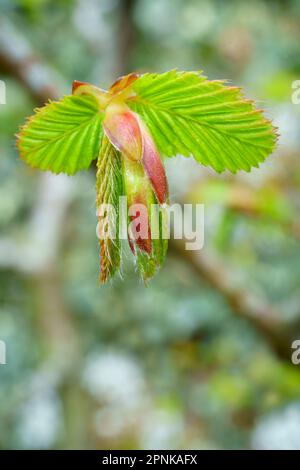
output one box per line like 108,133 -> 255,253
103,103 -> 168,204
122,155 -> 168,282
103,103 -> 142,162
78,75 -> 169,282
139,119 -> 168,205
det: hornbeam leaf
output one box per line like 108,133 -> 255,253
126,70 -> 278,173
17,95 -> 103,175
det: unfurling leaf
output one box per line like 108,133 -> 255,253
127,70 -> 278,173
17,95 -> 104,175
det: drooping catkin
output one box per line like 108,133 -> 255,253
96,134 -> 123,283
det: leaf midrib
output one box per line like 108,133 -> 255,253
128,97 -> 274,151
22,114 -> 102,154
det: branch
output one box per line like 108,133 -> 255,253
0,18 -> 59,103
170,238 -> 293,360
0,18 -> 79,378
116,0 -> 136,76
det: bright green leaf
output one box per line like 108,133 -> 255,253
17,95 -> 103,175
127,70 -> 278,173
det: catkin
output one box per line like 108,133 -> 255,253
96,134 -> 123,283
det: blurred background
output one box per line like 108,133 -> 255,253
0,0 -> 300,450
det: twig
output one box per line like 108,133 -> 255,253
170,239 -> 293,360
116,0 -> 136,77
0,18 -> 59,103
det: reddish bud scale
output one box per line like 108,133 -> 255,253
140,120 -> 168,205
109,73 -> 140,95
103,105 -> 168,205
72,80 -> 88,94
103,107 -> 142,161
128,203 -> 152,255
122,156 -> 153,255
